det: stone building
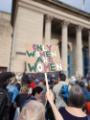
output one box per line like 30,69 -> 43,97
10,0 -> 90,77
0,12 -> 12,72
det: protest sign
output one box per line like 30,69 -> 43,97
26,44 -> 62,73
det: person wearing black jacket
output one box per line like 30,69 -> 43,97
0,72 -> 15,120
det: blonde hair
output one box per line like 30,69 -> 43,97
20,85 -> 28,93
19,100 -> 45,120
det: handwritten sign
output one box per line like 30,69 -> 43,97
26,44 -> 62,73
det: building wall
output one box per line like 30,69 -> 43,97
10,0 -> 90,76
11,6 -> 44,72
0,12 -> 12,71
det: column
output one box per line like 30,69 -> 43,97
88,31 -> 90,73
45,15 -> 52,44
61,21 -> 68,74
76,26 -> 83,76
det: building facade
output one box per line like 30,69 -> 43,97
10,0 -> 90,77
0,12 -> 12,72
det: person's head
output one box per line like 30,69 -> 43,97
59,72 -> 66,81
69,76 -> 76,86
21,84 -> 28,94
68,85 -> 85,108
19,100 -> 45,120
0,72 -> 15,88
22,73 -> 30,84
32,86 -> 44,102
15,83 -> 21,91
78,81 -> 85,88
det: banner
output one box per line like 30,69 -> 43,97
26,44 -> 62,73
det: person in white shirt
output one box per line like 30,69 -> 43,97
53,72 -> 68,108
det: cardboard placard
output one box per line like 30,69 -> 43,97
26,44 -> 62,73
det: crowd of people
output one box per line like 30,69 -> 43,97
0,71 -> 90,120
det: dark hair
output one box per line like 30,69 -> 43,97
78,81 -> 85,87
22,73 -> 30,84
69,85 -> 85,108
15,83 -> 21,91
0,72 -> 15,87
59,72 -> 66,81
32,86 -> 43,96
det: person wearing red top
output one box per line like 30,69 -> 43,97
28,81 -> 36,89
84,102 -> 90,115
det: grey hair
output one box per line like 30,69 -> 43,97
18,100 -> 45,120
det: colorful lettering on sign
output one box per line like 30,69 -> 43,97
26,44 -> 62,72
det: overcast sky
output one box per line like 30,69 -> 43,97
0,0 -> 90,13
0,0 -> 12,13
58,0 -> 90,13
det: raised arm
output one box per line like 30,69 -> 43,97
46,90 -> 63,120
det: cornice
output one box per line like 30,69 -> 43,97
12,0 -> 90,29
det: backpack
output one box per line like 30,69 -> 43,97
60,85 -> 69,103
0,88 -> 11,120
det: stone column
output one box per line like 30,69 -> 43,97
76,26 -> 83,76
45,15 -> 52,44
88,31 -> 90,73
61,21 -> 68,74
